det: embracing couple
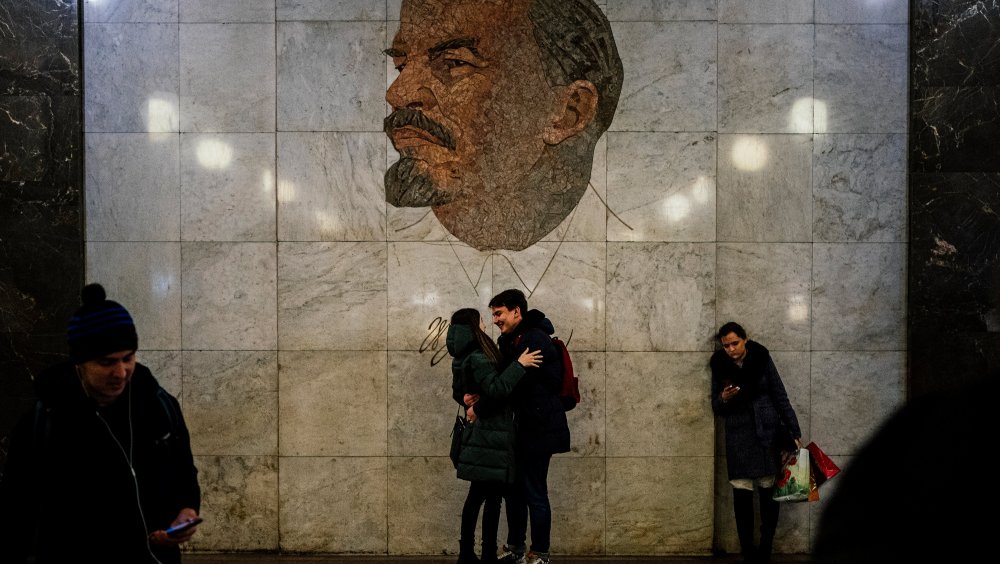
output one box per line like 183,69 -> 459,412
445,289 -> 571,564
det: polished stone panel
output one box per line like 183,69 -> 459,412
85,241 -> 182,350
716,243 -> 812,351
86,133 -> 180,241
610,22 -> 717,132
181,243 -> 277,350
277,242 -> 388,350
279,457 -> 388,552
606,457 -> 713,554
276,21 -> 385,132
561,352 -> 607,457
190,455 -> 279,551
810,351 -> 905,456
84,22 -> 179,132
813,134 -> 907,242
277,0 -> 387,20
183,351 -> 278,456
717,0 -> 812,23
180,24 -> 276,132
181,133 -> 276,241
548,458 -> 607,554
607,243 -> 716,352
139,350 -> 183,401
607,132 -> 716,242
607,0 -> 716,21
606,352 -> 713,457
84,0 -> 178,22
493,243 -> 608,351
718,25 -> 813,134
912,86 -> 1000,173
1,97 -> 79,188
387,351 -> 455,457
181,0 -> 275,22
386,457 -> 466,554
815,25 -> 907,134
812,243 -> 906,351
278,351 -> 387,456
541,136 -> 609,244
277,132 -> 387,241
717,134 -> 812,242
816,0 -> 907,24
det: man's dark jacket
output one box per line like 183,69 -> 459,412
497,309 -> 570,455
0,361 -> 201,563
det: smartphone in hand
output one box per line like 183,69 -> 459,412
164,517 -> 203,537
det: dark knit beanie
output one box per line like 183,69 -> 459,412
67,283 -> 139,363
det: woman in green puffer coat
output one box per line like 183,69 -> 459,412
447,308 -> 541,564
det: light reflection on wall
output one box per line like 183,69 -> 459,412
277,180 -> 296,203
787,294 -> 809,322
690,176 -> 711,204
814,99 -> 829,133
788,97 -> 813,133
152,273 -> 174,299
262,170 -> 274,194
313,210 -> 340,236
731,135 -> 769,171
146,95 -> 178,134
196,138 -> 233,170
662,193 -> 691,223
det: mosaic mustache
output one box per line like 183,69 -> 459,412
384,108 -> 457,151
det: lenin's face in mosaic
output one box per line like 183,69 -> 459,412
385,0 -> 621,251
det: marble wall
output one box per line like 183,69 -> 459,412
74,0 -> 910,557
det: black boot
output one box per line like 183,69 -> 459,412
457,538 -> 481,564
758,486 -> 779,564
480,544 -> 498,563
733,487 -> 757,563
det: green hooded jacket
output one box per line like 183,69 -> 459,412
447,324 -> 526,483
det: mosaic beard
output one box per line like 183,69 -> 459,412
384,157 -> 453,207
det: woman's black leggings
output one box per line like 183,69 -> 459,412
461,480 -> 504,552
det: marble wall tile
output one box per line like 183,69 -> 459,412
279,456 -> 388,553
718,25 -> 814,134
387,242 -> 494,351
387,0 -> 401,20
606,0 -> 716,21
277,132 -> 386,241
812,243 -> 906,351
813,134 -> 907,242
277,0 -> 387,20
180,133 -> 276,241
276,21 -> 386,132
561,352 -> 607,457
610,22 -> 717,132
387,351 -> 454,457
278,350 -> 387,456
912,86 -> 1000,173
2,96 -> 68,184
180,24 -> 276,132
606,352 -> 713,457
541,135 -> 609,244
183,351 -> 278,455
493,243 -> 607,351
548,458 -> 607,553
180,0 -> 275,23
277,242 -> 388,350
607,242 -> 716,352
607,132 -> 716,242
815,25 -> 907,134
85,133 -> 180,241
84,0 -> 178,23
2,2 -> 79,96
810,351 -> 905,455
181,242 -> 277,350
137,350 -> 183,401
387,457 -> 466,554
84,23 -> 179,132
817,0 -> 908,24
717,134 -> 813,242
717,0 -> 813,23
85,241 -> 182,350
190,455 -> 279,551
715,243 -> 812,351
606,457 -> 713,554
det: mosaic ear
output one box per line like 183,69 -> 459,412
543,79 -> 598,145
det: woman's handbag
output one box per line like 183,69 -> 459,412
449,408 -> 467,469
773,447 -> 812,502
805,441 -> 840,487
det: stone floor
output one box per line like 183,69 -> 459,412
185,554 -> 812,563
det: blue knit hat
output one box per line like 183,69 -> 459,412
67,283 -> 139,363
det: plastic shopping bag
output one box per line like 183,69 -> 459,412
773,447 -> 811,502
806,441 -> 841,487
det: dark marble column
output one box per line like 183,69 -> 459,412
910,1 -> 1000,397
0,1 -> 83,471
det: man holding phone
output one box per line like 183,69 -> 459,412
0,284 -> 201,563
